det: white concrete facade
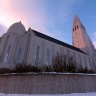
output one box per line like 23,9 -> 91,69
0,16 -> 95,70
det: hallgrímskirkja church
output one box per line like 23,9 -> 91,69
0,16 -> 96,70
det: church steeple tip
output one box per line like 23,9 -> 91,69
74,15 -> 78,19
74,15 -> 80,22
74,15 -> 84,25
73,15 -> 80,24
72,15 -> 84,32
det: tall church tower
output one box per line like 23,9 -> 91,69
72,15 -> 96,58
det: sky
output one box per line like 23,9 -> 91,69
0,0 -> 96,48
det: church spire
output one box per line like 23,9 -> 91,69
72,15 -> 96,57
73,15 -> 79,24
72,15 -> 85,32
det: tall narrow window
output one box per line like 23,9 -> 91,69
47,49 -> 50,65
77,25 -> 78,29
75,26 -> 76,30
16,48 -> 22,63
84,56 -> 87,68
56,51 -> 59,56
79,54 -> 81,65
4,45 -> 11,63
35,46 -> 40,65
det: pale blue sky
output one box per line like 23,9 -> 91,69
0,0 -> 96,47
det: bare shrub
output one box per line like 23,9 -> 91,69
11,64 -> 41,73
0,68 -> 11,74
0,54 -> 95,74
52,54 -> 77,73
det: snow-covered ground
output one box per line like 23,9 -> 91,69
1,72 -> 96,76
0,92 -> 96,96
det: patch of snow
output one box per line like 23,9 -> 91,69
0,92 -> 96,96
0,72 -> 96,76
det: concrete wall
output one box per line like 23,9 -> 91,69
0,73 -> 96,94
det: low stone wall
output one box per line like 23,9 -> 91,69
0,73 -> 96,94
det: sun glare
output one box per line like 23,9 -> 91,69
0,0 -> 28,29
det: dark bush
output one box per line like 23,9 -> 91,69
52,54 -> 77,73
0,54 -> 95,74
52,54 -> 95,74
78,67 -> 95,74
52,54 -> 67,72
0,68 -> 11,74
13,64 -> 41,73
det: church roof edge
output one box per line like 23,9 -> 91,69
31,29 -> 87,55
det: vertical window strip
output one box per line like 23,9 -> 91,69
36,46 -> 40,65
17,48 -> 22,63
84,56 -> 87,68
4,45 -> 11,63
87,57 -> 90,69
79,54 -> 81,65
47,49 -> 50,65
56,51 -> 59,56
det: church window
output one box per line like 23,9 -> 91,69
67,49 -> 69,55
87,57 -> 91,69
16,48 -> 22,63
4,45 -> 11,63
47,49 -> 50,65
75,26 -> 76,30
73,28 -> 74,31
83,27 -> 85,30
7,45 -> 11,53
77,25 -> 78,29
35,45 -> 40,65
84,56 -> 87,67
56,51 -> 59,56
79,54 -> 81,65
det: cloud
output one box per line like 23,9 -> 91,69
0,24 -> 7,36
92,32 -> 96,49
93,41 -> 96,49
90,16 -> 96,18
92,32 -> 96,40
0,0 -> 53,35
0,0 -> 81,44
